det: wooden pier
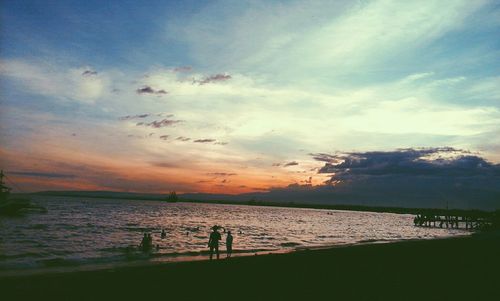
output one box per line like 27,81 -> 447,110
413,209 -> 496,230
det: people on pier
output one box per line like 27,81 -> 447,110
161,229 -> 166,239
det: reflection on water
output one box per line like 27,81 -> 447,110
0,196 -> 468,271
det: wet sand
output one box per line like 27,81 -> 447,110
2,234 -> 499,300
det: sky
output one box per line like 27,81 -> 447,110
1,0 -> 499,197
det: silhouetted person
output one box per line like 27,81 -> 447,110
226,231 -> 233,258
161,229 -> 166,239
140,233 -> 152,251
140,233 -> 148,249
208,226 -> 221,260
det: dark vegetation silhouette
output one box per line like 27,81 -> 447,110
166,191 -> 178,202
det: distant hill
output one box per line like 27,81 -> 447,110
29,185 -> 500,211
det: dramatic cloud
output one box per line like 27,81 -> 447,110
2,1 -> 499,197
292,148 -> 500,209
315,148 -> 491,177
136,86 -> 168,95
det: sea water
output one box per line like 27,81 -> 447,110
0,196 -> 468,274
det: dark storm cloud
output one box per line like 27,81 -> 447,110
316,148 -> 496,177
9,171 -> 76,179
82,70 -> 97,76
193,139 -> 216,143
197,74 -> 231,85
136,86 -> 168,95
296,147 -> 500,210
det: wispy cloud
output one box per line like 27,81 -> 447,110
197,74 -> 231,85
173,66 -> 192,72
136,86 -> 168,95
119,114 -> 151,120
193,139 -> 216,143
82,70 -> 98,76
138,119 -> 183,128
9,171 -> 77,179
206,172 -> 237,177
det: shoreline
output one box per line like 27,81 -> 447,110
0,233 -> 471,278
3,233 -> 498,300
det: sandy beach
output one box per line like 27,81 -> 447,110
2,234 -> 499,301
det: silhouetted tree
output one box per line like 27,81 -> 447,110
166,191 -> 178,202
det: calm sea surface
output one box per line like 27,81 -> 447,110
0,196 -> 469,273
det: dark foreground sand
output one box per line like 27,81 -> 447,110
2,234 -> 499,301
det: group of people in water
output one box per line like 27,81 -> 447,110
139,225 -> 234,260
139,233 -> 156,251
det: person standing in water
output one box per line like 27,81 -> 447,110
226,231 -> 233,258
208,226 -> 221,260
140,233 -> 152,251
